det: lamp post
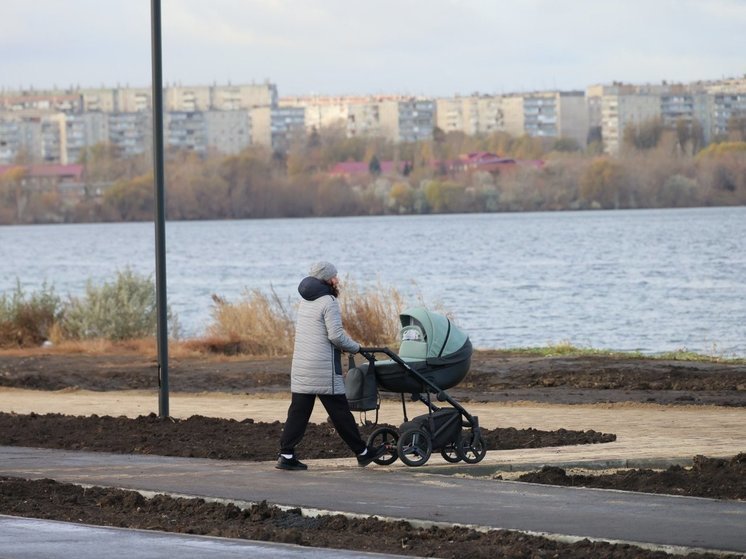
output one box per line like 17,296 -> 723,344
150,0 -> 169,418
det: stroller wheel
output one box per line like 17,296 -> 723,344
366,427 -> 399,465
456,431 -> 487,464
397,428 -> 432,467
440,442 -> 462,463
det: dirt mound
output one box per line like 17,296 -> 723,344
0,477 -> 728,559
0,412 -> 615,460
516,454 -> 746,500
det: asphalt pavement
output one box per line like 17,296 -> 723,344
1,445 -> 745,557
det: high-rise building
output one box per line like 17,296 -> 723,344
249,106 -> 305,152
205,110 -> 251,155
378,99 -> 435,143
435,96 -> 505,135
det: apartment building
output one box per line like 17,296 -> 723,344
0,116 -> 41,164
280,94 -> 435,142
2,77 -> 744,162
377,99 -> 435,143
435,96 -> 504,135
434,97 -> 464,133
590,80 -> 746,153
497,95 -> 526,138
347,102 -> 382,138
165,112 -> 208,153
249,106 -> 305,152
64,113 -> 109,163
1,109 -> 251,164
82,83 -> 279,113
601,94 -> 661,154
116,88 -> 151,113
279,95 -> 360,131
204,110 -> 251,154
108,111 -> 152,157
436,92 -> 587,145
0,83 -> 276,162
165,109 -> 251,154
0,91 -> 83,113
709,92 -> 746,139
701,77 -> 746,94
519,91 -> 588,145
166,83 -> 278,111
0,112 -> 77,164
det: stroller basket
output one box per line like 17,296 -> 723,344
374,354 -> 471,393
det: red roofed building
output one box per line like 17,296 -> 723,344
0,163 -> 85,197
452,152 -> 517,173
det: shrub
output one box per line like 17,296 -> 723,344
695,141 -> 746,159
0,281 -> 61,347
658,174 -> 698,207
59,269 -> 177,341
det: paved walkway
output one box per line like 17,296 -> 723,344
2,389 -> 746,556
0,515 -> 409,559
1,446 -> 745,555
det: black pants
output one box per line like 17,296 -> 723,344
280,393 -> 366,456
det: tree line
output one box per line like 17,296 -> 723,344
1,118 -> 745,224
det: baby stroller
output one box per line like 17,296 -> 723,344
345,307 -> 486,467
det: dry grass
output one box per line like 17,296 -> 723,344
191,280 -> 407,356
1,280 -> 424,358
0,337 -> 155,357
338,279 -> 406,347
194,289 -> 296,357
0,337 -> 253,361
0,281 -> 61,348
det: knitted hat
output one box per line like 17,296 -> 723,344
309,261 -> 338,281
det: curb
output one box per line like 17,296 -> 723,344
414,456 -> 706,477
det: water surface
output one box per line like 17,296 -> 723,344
2,207 -> 744,356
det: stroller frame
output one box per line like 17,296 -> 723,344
358,347 -> 486,467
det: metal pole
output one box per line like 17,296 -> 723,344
150,0 -> 169,417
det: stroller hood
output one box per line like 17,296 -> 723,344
399,307 -> 471,366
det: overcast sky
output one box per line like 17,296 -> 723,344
2,0 -> 744,97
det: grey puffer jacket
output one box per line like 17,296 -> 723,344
290,277 -> 361,394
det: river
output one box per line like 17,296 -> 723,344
2,207 -> 745,356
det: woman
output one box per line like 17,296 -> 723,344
277,261 -> 386,471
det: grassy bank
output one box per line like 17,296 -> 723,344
2,274 -> 743,364
1,337 -> 743,366
489,342 -> 746,364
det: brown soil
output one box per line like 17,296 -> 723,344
0,477 -> 730,559
0,412 -> 615,460
1,350 -> 745,406
1,350 -> 744,558
515,454 -> 746,500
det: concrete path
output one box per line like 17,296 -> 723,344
2,390 -> 746,555
0,515 -> 408,559
1,446 -> 745,554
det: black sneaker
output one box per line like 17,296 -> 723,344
357,445 -> 387,467
275,456 -> 308,471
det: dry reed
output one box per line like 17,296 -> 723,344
338,278 -> 406,347
198,289 -> 295,357
195,279 -> 408,356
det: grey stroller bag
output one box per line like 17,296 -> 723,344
344,355 -> 379,412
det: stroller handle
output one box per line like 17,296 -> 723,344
358,347 -> 396,361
